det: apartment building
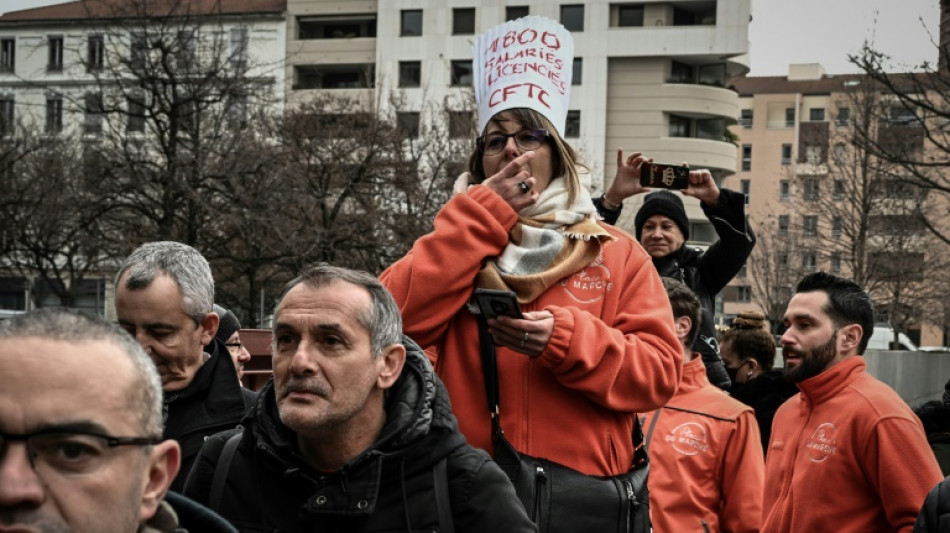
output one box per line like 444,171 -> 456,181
284,0 -> 751,237
723,63 -> 949,345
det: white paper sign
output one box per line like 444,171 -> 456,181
473,16 -> 574,137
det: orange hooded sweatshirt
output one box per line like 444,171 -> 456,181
643,356 -> 765,533
380,185 -> 683,476
762,356 -> 942,533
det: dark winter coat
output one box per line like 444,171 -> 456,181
183,336 -> 536,533
166,338 -> 257,493
914,476 -> 950,533
729,369 -> 798,455
596,188 -> 756,389
144,492 -> 239,533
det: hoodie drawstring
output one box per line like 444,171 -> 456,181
399,458 -> 412,533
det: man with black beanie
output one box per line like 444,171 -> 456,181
594,150 -> 755,389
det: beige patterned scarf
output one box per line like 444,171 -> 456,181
455,168 -> 615,303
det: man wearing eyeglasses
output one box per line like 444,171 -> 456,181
115,241 -> 255,492
0,308 -> 236,533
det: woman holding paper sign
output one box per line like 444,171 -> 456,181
380,15 -> 681,479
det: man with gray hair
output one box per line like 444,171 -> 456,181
115,241 -> 255,492
0,308 -> 237,532
184,264 -> 535,532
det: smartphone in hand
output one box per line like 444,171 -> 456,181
639,162 -> 690,190
473,289 -> 523,319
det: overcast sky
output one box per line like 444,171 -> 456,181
1,0 -> 942,76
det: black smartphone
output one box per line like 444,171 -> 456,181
473,288 -> 523,319
639,162 -> 690,190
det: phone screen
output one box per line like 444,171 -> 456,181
639,163 -> 690,190
473,289 -> 523,319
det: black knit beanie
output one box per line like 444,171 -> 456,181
634,189 -> 690,241
213,304 -> 242,344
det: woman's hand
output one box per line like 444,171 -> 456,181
681,168 -> 721,206
605,149 -> 651,205
488,310 -> 554,358
481,151 -> 538,212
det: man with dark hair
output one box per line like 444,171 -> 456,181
184,264 -> 535,532
762,271 -> 942,533
595,155 -> 755,390
115,241 -> 255,492
0,308 -> 236,533
642,278 -> 764,533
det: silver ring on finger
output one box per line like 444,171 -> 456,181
518,181 -> 530,194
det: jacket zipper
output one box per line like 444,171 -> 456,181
623,479 -> 635,533
533,465 -> 547,523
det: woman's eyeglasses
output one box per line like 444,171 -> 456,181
477,129 -> 549,155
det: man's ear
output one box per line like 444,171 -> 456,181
199,312 -> 219,347
674,315 -> 692,344
839,324 -> 863,355
139,440 -> 181,522
377,344 -> 407,390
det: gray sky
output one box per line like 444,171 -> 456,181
1,0 -> 942,76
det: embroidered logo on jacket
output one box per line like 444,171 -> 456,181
805,422 -> 838,462
666,422 -> 709,456
560,259 -> 612,304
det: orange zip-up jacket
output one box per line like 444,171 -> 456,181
380,185 -> 683,476
643,356 -> 764,533
762,356 -> 942,533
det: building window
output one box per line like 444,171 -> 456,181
45,96 -> 63,134
740,179 -> 751,205
448,111 -> 473,138
452,8 -> 475,35
737,286 -> 752,303
398,61 -> 421,88
48,35 -> 63,71
780,179 -> 790,201
127,92 -> 146,133
230,28 -> 248,70
833,143 -> 846,165
506,6 -> 529,21
778,214 -> 789,235
0,97 -> 13,136
669,114 -> 690,137
401,10 -> 423,36
740,108 -> 753,128
572,57 -> 582,85
565,110 -> 580,137
836,107 -> 850,127
781,144 -> 792,165
294,64 -> 375,89
830,253 -> 841,273
0,38 -> 14,73
803,178 -> 819,201
450,60 -> 472,86
805,145 -> 822,164
87,34 -> 104,71
803,215 -> 818,237
177,29 -> 196,69
397,112 -> 420,139
697,63 -> 726,87
809,108 -> 825,121
802,252 -> 817,271
669,61 -> 694,83
297,14 -> 377,39
130,32 -> 147,70
778,253 -> 789,267
832,217 -> 842,237
617,5 -> 645,26
785,107 -> 795,127
560,4 -> 584,31
227,93 -> 247,129
741,144 -> 751,171
84,92 -> 102,135
833,179 -> 845,200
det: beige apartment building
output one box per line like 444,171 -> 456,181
722,63 -> 949,346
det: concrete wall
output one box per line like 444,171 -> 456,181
863,350 -> 950,407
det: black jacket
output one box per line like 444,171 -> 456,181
914,477 -> 950,533
729,369 -> 798,455
183,336 -> 536,533
596,188 -> 756,389
166,338 -> 257,493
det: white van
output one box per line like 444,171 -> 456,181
866,325 -> 918,351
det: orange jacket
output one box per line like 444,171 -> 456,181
380,185 -> 682,476
762,356 -> 942,533
643,357 -> 764,533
